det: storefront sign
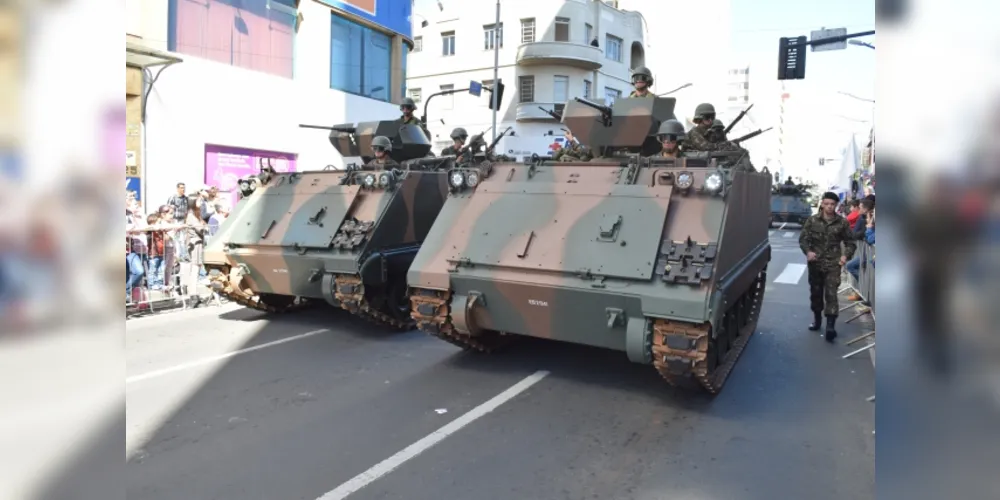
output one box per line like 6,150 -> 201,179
204,144 -> 297,210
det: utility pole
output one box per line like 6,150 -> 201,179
491,0 -> 500,143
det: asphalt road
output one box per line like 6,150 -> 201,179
126,229 -> 875,500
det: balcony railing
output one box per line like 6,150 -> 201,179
516,42 -> 603,70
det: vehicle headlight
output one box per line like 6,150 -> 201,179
675,171 -> 694,189
378,172 -> 392,187
239,180 -> 250,191
704,172 -> 723,192
363,173 -> 376,187
466,171 -> 480,187
450,171 -> 465,188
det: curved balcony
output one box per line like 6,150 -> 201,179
516,42 -> 603,70
516,102 -> 565,122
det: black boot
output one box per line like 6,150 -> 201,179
824,315 -> 838,342
808,311 -> 822,331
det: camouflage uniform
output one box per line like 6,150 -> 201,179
799,213 -> 857,317
400,115 -> 420,125
553,142 -> 593,162
627,66 -> 654,99
627,90 -> 654,98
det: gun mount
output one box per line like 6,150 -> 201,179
562,96 -> 678,158
300,119 -> 433,164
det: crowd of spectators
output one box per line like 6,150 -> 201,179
843,193 -> 876,302
125,182 -> 229,307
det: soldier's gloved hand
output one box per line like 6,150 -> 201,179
806,251 -> 817,262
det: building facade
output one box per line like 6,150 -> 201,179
406,0 -> 645,156
125,0 -> 414,209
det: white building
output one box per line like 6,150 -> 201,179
125,0 -> 415,210
407,0 -> 645,156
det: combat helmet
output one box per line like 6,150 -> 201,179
371,135 -> 392,152
631,66 -> 653,86
656,119 -> 686,140
711,119 -> 724,131
400,97 -> 417,110
450,127 -> 468,140
694,103 -> 716,121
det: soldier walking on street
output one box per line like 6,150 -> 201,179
627,67 -> 654,98
799,191 -> 857,341
655,119 -> 686,158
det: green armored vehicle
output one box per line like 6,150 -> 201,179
204,120 -> 452,327
407,97 -> 773,393
770,182 -> 814,226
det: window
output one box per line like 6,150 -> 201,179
330,13 -> 392,102
408,88 -> 422,104
553,75 -> 569,103
583,79 -> 592,99
519,75 -> 535,103
605,34 -> 622,61
442,31 -> 455,56
414,36 -> 423,52
484,23 -> 503,50
521,18 -> 535,43
167,0 -> 295,78
440,84 -> 454,109
604,87 -> 621,106
554,17 -> 570,42
585,23 -> 593,44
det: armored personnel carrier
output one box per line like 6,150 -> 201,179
204,120 -> 452,328
770,183 -> 814,226
407,97 -> 773,393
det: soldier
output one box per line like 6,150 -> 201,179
784,176 -> 795,186
655,119 -> 686,158
370,136 -> 398,167
440,127 -> 468,161
685,103 -> 720,151
799,191 -> 857,342
706,118 -> 727,143
627,66 -> 654,98
553,129 -> 593,162
399,98 -> 420,125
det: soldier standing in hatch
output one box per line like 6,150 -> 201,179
706,119 -> 727,143
627,67 -> 655,98
655,119 -> 686,158
440,127 -> 468,161
399,98 -> 420,125
369,136 -> 398,167
799,191 -> 857,342
553,129 -> 593,162
685,103 -> 721,151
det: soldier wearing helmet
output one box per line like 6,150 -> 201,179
655,119 -> 686,158
627,67 -> 654,98
370,136 -> 398,166
685,103 -> 723,152
553,128 -> 593,162
440,127 -> 469,161
706,118 -> 728,143
399,98 -> 420,125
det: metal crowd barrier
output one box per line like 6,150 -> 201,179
840,240 -> 876,397
126,224 -> 219,314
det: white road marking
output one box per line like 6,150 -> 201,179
316,370 -> 550,500
126,328 -> 330,384
782,231 -> 796,238
778,222 -> 787,230
773,263 -> 807,285
768,230 -> 775,237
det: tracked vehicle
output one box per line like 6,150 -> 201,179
770,183 -> 814,226
407,97 -> 773,393
204,120 -> 452,328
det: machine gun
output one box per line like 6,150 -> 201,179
724,104 -> 754,135
300,124 -> 356,133
732,127 -> 773,145
538,106 -> 563,121
484,126 -> 513,155
573,97 -> 613,127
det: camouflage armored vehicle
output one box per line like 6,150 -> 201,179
770,182 -> 814,226
407,97 -> 773,394
204,119 -> 452,328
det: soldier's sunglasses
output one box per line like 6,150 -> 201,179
658,134 -> 680,142
695,114 -> 716,123
373,146 -> 388,153
400,105 -> 414,112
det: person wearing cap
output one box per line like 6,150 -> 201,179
799,191 -> 857,342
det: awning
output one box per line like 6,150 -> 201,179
126,40 -> 183,69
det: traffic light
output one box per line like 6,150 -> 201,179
488,80 -> 505,111
778,36 -> 807,80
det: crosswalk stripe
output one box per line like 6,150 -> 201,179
782,231 -> 796,238
773,263 -> 807,285
769,230 -> 775,237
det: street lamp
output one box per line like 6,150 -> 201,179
658,83 -> 693,96
848,39 -> 875,50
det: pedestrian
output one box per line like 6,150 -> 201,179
799,191 -> 857,341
